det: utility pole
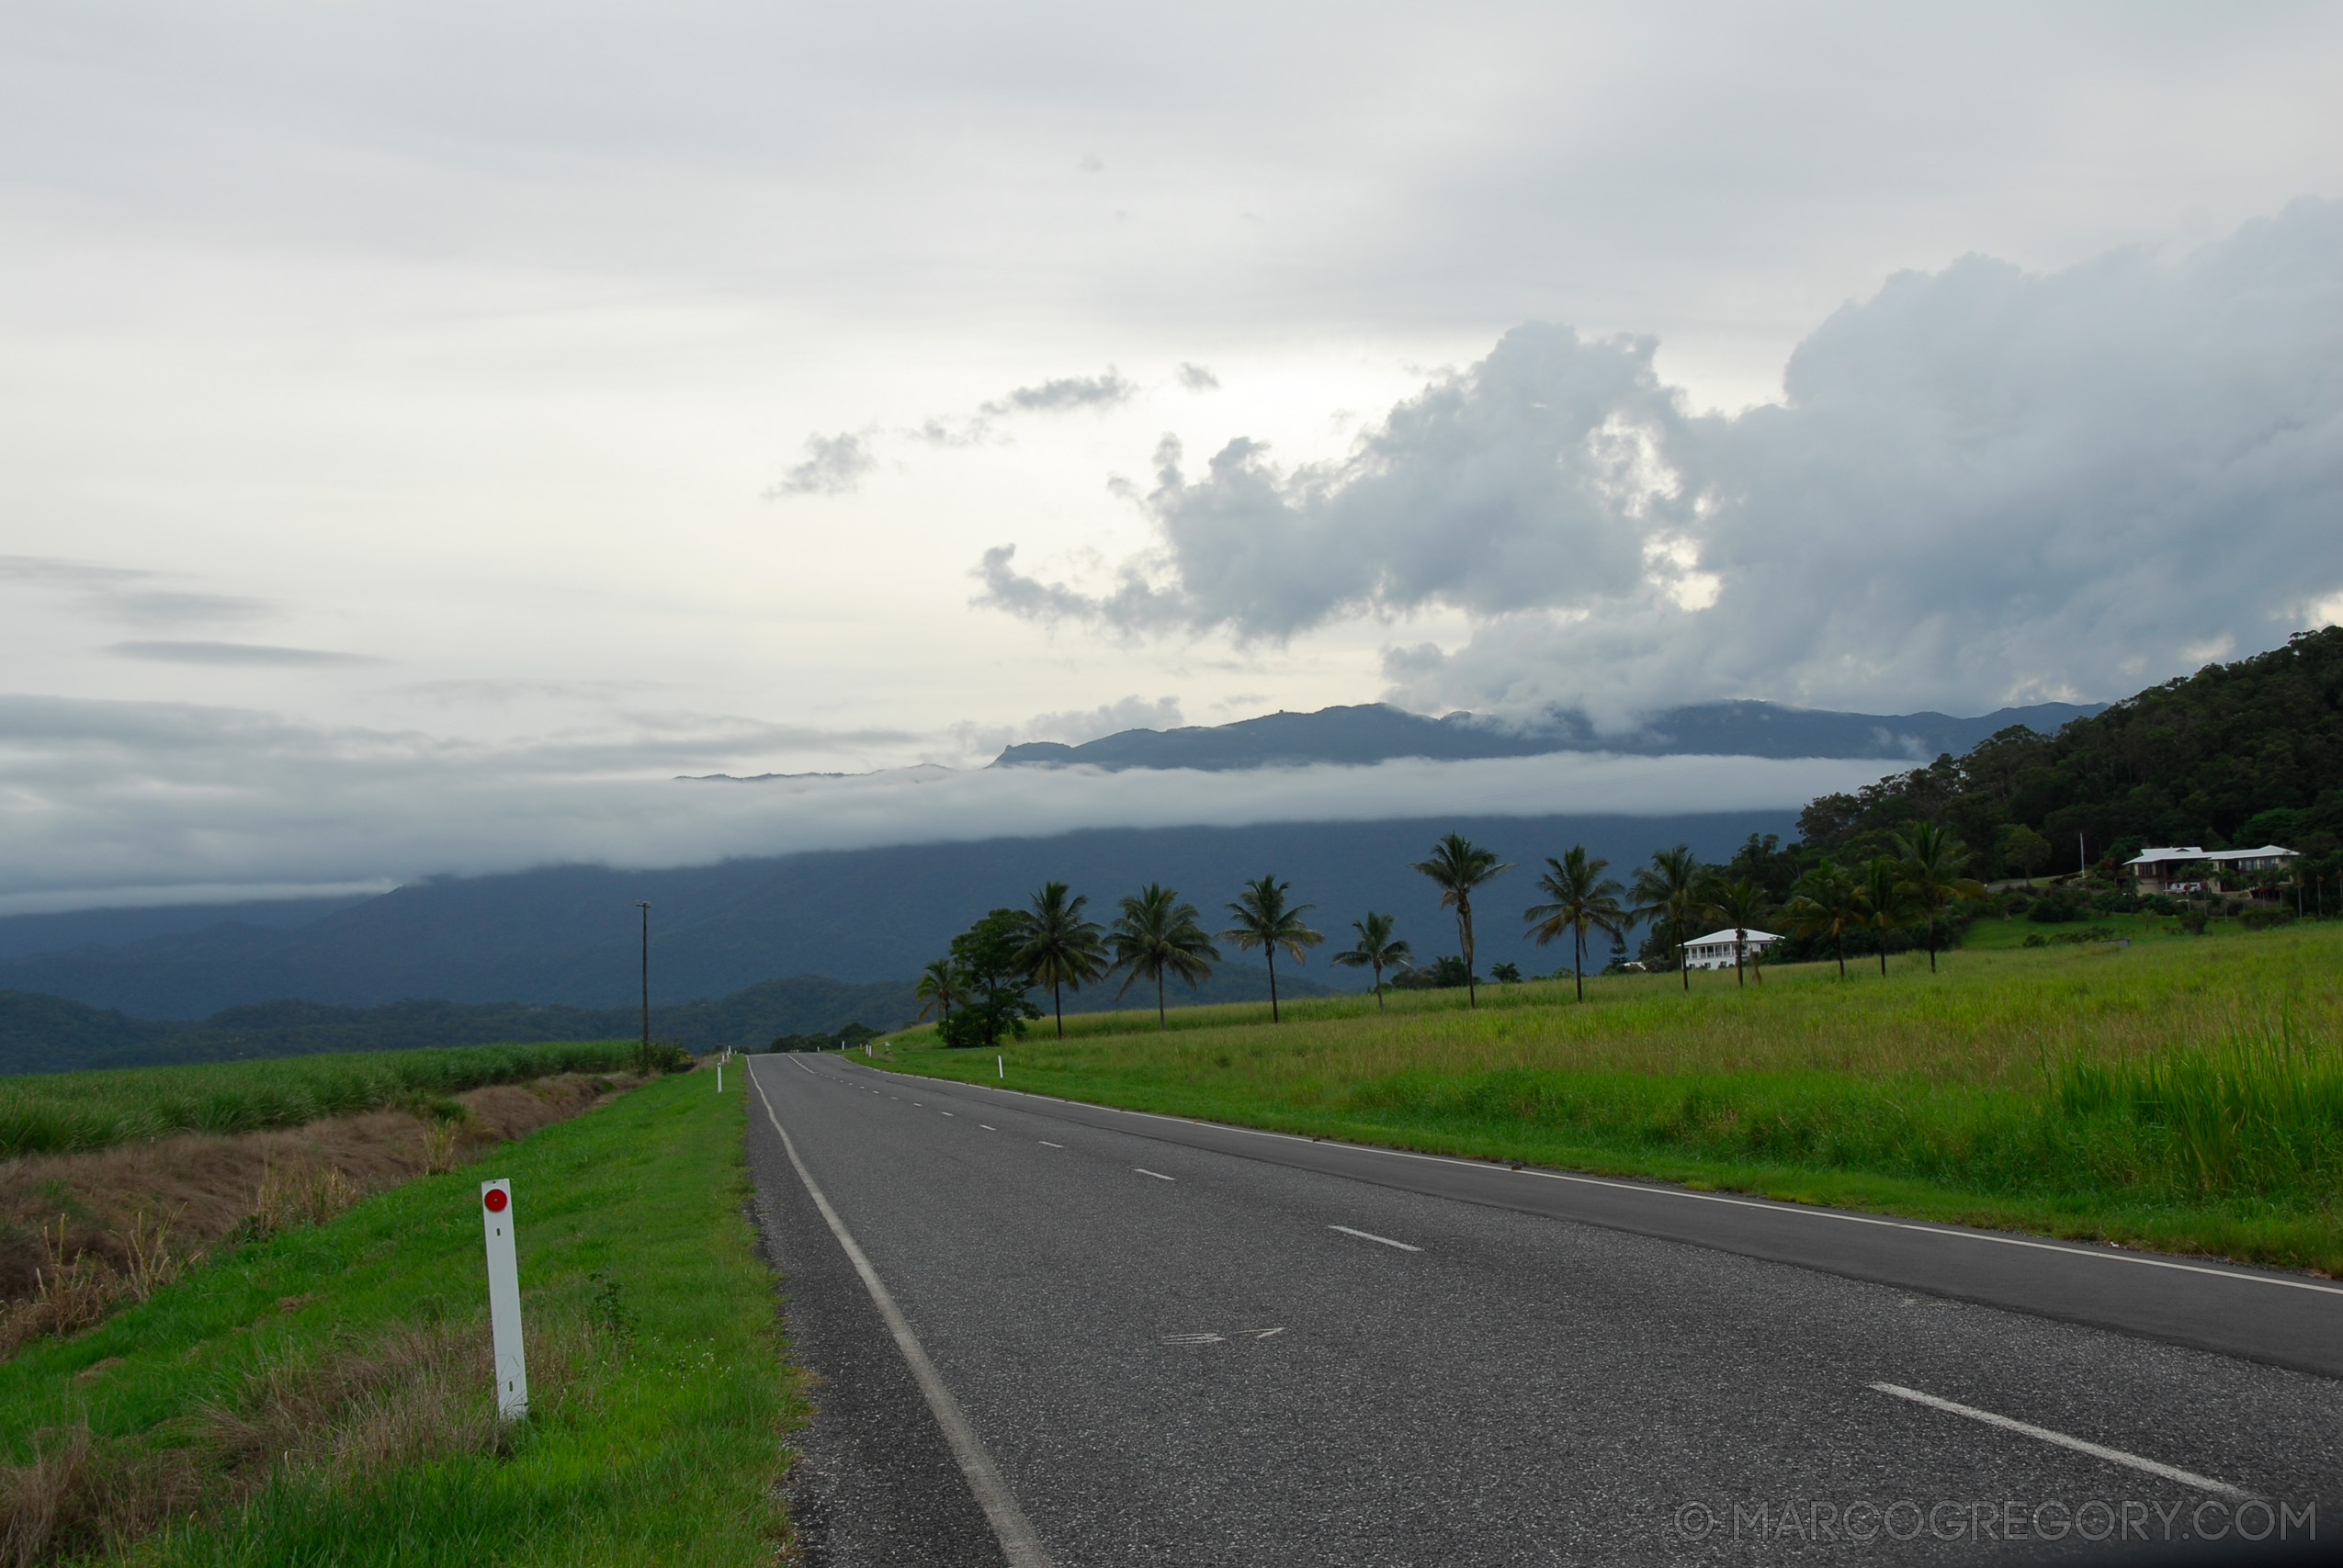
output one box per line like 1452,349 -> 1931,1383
638,901 -> 651,1062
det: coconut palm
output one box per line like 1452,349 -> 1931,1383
1330,910 -> 1412,1010
1857,855 -> 1909,977
1108,883 -> 1220,1030
1522,846 -> 1626,1001
1219,874 -> 1323,1022
1704,877 -> 1774,987
1411,832 -> 1514,1008
1014,881 -> 1107,1039
1630,845 -> 1707,992
1784,859 -> 1865,979
1895,822 -> 1986,974
912,958 -> 962,1025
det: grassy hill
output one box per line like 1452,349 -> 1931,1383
885,917 -> 2343,1273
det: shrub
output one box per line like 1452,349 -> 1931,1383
2028,894 -> 2088,924
2242,906 -> 2299,931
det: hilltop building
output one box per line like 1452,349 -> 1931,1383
1683,928 -> 1781,970
2123,845 -> 2299,896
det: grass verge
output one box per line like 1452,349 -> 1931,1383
0,1068 -> 798,1566
884,923 -> 2343,1275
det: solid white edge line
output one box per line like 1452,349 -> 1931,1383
1869,1383 -> 2248,1499
1134,1168 -> 1175,1181
749,1060 -> 1053,1568
1330,1224 -> 1422,1252
821,1061 -> 2343,1300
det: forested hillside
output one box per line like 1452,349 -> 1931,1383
1798,626 -> 2343,878
0,975 -> 921,1076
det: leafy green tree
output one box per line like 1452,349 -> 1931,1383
1014,881 -> 1107,1039
940,908 -> 1043,1048
1411,832 -> 1514,1008
2000,823 -> 2053,886
1703,877 -> 1775,987
913,958 -> 961,1026
1522,845 -> 1627,1001
1630,845 -> 1707,992
1108,884 -> 1220,1030
1857,855 -> 1909,977
1487,962 -> 1522,983
1218,875 -> 1323,1022
1894,823 -> 1986,974
1784,859 -> 1865,979
1330,910 -> 1412,1010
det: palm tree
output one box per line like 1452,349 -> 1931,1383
1703,877 -> 1773,987
1522,846 -> 1626,1001
1858,855 -> 1908,977
1895,823 -> 1986,974
1785,859 -> 1864,979
1014,881 -> 1107,1039
1108,883 -> 1220,1030
912,958 -> 962,1025
1411,833 -> 1514,1008
1630,845 -> 1707,992
1219,875 -> 1323,1022
1330,910 -> 1412,1010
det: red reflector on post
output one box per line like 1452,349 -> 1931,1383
483,1189 -> 508,1213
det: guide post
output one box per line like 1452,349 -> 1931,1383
481,1179 -> 527,1420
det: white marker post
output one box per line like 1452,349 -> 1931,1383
480,1179 -> 527,1420
997,1055 -> 1003,1079
717,1060 -> 723,1093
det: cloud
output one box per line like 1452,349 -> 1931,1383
0,693 -> 1886,912
764,432 -> 878,498
1176,363 -> 1220,392
975,200 -> 2343,722
979,367 -> 1137,416
109,640 -> 379,667
1,556 -> 272,626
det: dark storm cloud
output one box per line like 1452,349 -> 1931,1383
977,201 -> 2343,719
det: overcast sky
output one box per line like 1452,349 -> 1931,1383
4,3 -> 2341,906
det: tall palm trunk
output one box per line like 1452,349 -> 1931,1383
1372,960 -> 1385,1010
1052,977 -> 1064,1038
1734,924 -> 1746,987
1573,927 -> 1585,1001
1458,897 -> 1477,1008
1834,931 -> 1846,980
1157,970 -> 1167,1029
1876,933 -> 1888,978
1266,946 -> 1280,1022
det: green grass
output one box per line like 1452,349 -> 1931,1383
886,921 -> 2343,1274
0,1069 -> 799,1565
0,1041 -> 644,1159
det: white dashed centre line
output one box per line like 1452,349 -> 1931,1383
1135,1168 -> 1176,1181
1038,1141 -> 1064,1148
941,1111 -> 954,1117
979,1124 -> 997,1131
1330,1224 -> 1422,1252
1869,1384 -> 2249,1498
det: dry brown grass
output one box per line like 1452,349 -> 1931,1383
0,1314 -> 601,1566
0,1074 -> 628,1360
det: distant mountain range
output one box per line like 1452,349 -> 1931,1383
992,699 -> 2104,771
0,810 -> 1797,1020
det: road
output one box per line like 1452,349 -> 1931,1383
743,1054 -> 2340,1565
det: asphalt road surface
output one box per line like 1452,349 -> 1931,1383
744,1055 -> 2340,1566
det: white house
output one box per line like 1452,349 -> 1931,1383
1682,928 -> 1782,970
2123,845 -> 2299,896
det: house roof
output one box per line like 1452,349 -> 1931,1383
2124,844 -> 2299,867
1686,928 -> 1782,946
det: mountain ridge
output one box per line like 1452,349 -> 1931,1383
991,699 -> 2104,772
